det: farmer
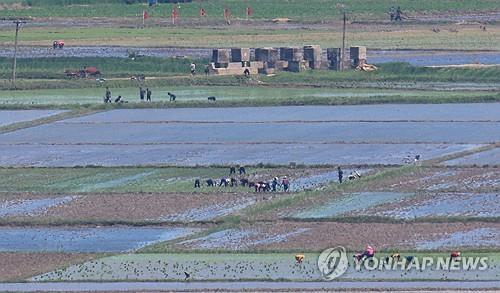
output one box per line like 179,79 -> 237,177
146,88 -> 152,102
271,177 -> 279,192
139,87 -> 145,101
104,87 -> 112,103
204,64 -> 210,75
190,62 -> 196,75
389,6 -> 396,21
194,178 -> 201,188
114,95 -> 123,103
338,166 -> 343,183
229,166 -> 236,175
239,166 -> 246,175
395,6 -> 402,21
206,179 -> 215,187
168,92 -> 176,102
282,176 -> 290,192
244,68 -> 250,77
354,245 -> 375,261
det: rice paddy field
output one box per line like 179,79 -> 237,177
0,2 -> 499,292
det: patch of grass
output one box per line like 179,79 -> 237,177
0,57 -> 204,79
262,63 -> 500,84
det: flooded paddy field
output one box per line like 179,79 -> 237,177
66,104 -> 500,123
1,105 -> 496,166
30,252 -> 500,282
0,143 -> 478,167
170,222 -> 500,252
293,192 -> 416,219
443,147 -> 500,166
353,167 -> 500,193
2,121 -> 498,144
360,193 -> 500,219
0,110 -> 65,127
0,227 -> 200,253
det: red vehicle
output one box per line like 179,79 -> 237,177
53,40 -> 64,49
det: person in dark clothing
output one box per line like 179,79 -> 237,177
338,166 -> 343,183
204,64 -> 210,75
114,95 -> 123,103
146,88 -> 152,102
244,68 -> 250,77
194,179 -> 201,188
168,92 -> 176,102
229,166 -> 236,175
239,166 -> 246,175
206,179 -> 215,187
104,87 -> 112,103
389,6 -> 396,21
271,177 -> 278,192
395,6 -> 402,21
139,87 -> 145,101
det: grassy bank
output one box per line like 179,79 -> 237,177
1,83 -> 498,109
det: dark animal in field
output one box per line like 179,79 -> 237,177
207,96 -> 216,101
230,177 -> 238,187
206,179 -> 215,187
248,181 -> 256,188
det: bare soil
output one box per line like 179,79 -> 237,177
5,192 -> 286,222
0,252 -> 96,281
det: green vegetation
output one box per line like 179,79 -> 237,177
2,83 -> 498,109
262,63 -> 500,84
0,167 -> 268,193
2,0 -> 499,20
0,57 -> 203,79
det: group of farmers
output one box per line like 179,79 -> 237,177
194,166 -> 291,192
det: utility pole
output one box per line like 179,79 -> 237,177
341,11 -> 347,71
12,19 -> 26,86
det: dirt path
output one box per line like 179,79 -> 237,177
0,281 -> 498,291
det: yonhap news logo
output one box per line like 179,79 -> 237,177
317,246 -> 489,280
317,246 -> 349,280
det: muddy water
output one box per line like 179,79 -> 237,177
0,227 -> 199,252
294,192 -> 415,218
160,199 -> 256,222
0,143 -> 478,167
3,46 -> 500,66
0,196 -> 74,217
66,104 -> 500,123
179,228 -> 310,250
371,193 -> 500,219
443,147 -> 500,166
0,110 -> 66,127
2,122 -> 499,144
416,227 -> 500,250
